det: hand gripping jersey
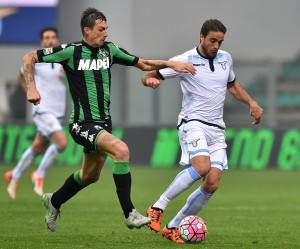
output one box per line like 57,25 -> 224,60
157,47 -> 236,129
37,41 -> 139,124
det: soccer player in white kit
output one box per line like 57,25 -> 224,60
5,28 -> 68,199
143,19 -> 263,243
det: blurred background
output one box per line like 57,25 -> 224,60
0,0 -> 300,169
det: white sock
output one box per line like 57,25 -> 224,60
12,147 -> 37,179
168,187 -> 212,228
36,144 -> 60,178
153,167 -> 200,210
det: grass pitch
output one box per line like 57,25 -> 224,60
0,165 -> 299,249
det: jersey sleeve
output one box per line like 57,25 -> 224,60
37,44 -> 74,64
108,42 -> 139,66
227,53 -> 236,83
156,54 -> 187,80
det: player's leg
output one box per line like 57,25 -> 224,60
166,148 -> 227,230
43,152 -> 105,232
148,122 -> 210,232
5,133 -> 47,199
32,130 -> 67,196
95,131 -> 150,228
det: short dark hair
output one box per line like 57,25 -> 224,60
200,19 -> 227,37
40,27 -> 58,40
81,8 -> 106,35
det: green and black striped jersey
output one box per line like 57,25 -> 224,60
37,40 -> 139,123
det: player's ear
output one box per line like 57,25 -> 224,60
83,27 -> 90,36
200,34 -> 204,44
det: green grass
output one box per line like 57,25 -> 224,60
0,165 -> 300,249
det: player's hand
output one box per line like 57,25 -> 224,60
144,77 -> 160,89
168,61 -> 196,75
250,101 -> 263,125
27,87 -> 41,105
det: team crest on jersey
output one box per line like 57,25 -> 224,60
43,48 -> 53,55
219,61 -> 227,70
98,49 -> 109,57
189,139 -> 200,148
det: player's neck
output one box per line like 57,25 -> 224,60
82,38 -> 99,48
197,45 -> 214,59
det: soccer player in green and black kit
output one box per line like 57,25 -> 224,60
22,8 -> 196,232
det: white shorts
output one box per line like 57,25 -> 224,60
178,120 -> 228,171
32,113 -> 64,138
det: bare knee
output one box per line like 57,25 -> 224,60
55,139 -> 68,152
191,156 -> 211,177
111,141 -> 129,161
31,143 -> 46,154
52,133 -> 68,151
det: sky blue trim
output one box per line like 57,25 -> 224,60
188,167 -> 201,181
211,161 -> 224,167
189,149 -> 209,156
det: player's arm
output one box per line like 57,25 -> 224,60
227,80 -> 263,124
22,50 -> 41,105
109,43 -> 195,75
16,72 -> 26,91
135,59 -> 196,75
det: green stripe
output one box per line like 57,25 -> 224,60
112,161 -> 130,175
101,68 -> 110,118
81,47 -> 100,121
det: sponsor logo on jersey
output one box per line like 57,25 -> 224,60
193,62 -> 205,66
88,134 -> 95,143
77,58 -> 110,70
43,48 -> 53,55
80,130 -> 89,139
219,61 -> 227,70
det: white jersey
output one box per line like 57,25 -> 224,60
21,63 -> 66,118
157,47 -> 235,129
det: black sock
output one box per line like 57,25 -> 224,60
113,173 -> 135,218
51,173 -> 86,210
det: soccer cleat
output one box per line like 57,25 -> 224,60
147,206 -> 163,232
32,171 -> 44,196
125,209 -> 151,229
162,225 -> 185,244
5,171 -> 19,200
43,193 -> 60,232
5,170 -> 13,184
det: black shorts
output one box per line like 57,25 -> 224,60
69,120 -> 112,153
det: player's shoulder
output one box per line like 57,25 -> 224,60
217,49 -> 233,61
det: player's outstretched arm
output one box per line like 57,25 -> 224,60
135,59 -> 196,75
142,71 -> 161,89
227,80 -> 263,125
22,51 -> 41,105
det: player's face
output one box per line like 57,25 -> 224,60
41,31 -> 59,48
85,20 -> 108,47
200,31 -> 224,58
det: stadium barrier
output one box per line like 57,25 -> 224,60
0,124 -> 299,170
